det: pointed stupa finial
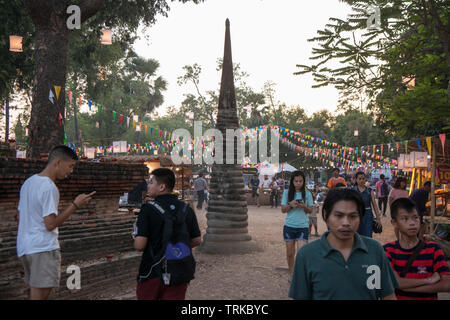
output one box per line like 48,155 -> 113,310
217,18 -> 238,130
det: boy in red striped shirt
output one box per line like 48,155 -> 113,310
383,198 -> 450,300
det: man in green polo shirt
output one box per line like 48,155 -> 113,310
289,188 -> 398,300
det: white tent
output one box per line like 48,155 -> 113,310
278,162 -> 297,173
258,161 -> 278,176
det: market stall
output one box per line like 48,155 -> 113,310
399,135 -> 449,258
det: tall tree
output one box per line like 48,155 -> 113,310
295,0 -> 450,138
22,0 -> 203,158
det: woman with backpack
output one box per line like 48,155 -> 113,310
354,172 -> 382,238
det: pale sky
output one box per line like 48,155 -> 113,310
133,0 -> 353,117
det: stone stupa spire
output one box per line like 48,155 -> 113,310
199,19 -> 259,254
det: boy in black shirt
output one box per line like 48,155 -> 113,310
134,168 -> 201,300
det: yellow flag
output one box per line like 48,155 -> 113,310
54,86 -> 61,100
426,137 -> 432,155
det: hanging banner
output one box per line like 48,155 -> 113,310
404,153 -> 413,169
397,154 -> 405,170
439,134 -> 446,157
412,151 -> 427,168
49,90 -> 55,104
68,90 -> 73,104
54,86 -> 61,100
112,140 -> 127,153
85,147 -> 95,159
16,150 -> 26,159
437,165 -> 450,184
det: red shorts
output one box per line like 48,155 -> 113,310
136,277 -> 188,300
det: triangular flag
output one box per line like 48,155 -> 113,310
88,100 -> 92,111
49,90 -> 55,104
404,141 -> 408,153
112,111 -> 116,121
127,117 -> 130,128
415,139 -> 421,151
426,137 -> 432,155
396,142 -> 399,153
97,104 -> 101,114
78,94 -> 82,105
63,132 -> 67,144
439,134 -> 446,157
68,90 -> 73,104
145,123 -> 148,134
58,112 -> 62,126
120,114 -> 123,124
54,86 -> 61,100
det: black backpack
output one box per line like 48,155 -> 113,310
380,181 -> 389,197
149,201 -> 196,286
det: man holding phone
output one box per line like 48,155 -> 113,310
17,146 -> 96,300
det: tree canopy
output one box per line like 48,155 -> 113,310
295,0 -> 450,138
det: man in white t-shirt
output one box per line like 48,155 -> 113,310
17,145 -> 95,300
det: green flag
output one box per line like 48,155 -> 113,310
113,111 -> 116,121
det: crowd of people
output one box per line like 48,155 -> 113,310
15,146 -> 450,300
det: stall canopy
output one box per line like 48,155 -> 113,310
278,162 -> 297,173
258,161 -> 279,176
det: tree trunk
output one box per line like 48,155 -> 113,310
25,0 -> 104,158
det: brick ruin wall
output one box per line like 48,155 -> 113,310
0,157 -> 149,299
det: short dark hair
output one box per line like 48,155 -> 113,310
380,174 -> 385,179
332,168 -> 340,173
355,171 -> 365,179
48,145 -> 78,163
424,181 -> 431,188
335,182 -> 346,188
390,197 -> 417,220
151,168 -> 175,191
393,177 -> 407,189
322,188 -> 365,221
198,172 -> 203,177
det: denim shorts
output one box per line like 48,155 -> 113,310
283,226 -> 309,242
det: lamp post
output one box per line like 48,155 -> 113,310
101,29 -> 112,45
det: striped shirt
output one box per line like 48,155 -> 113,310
383,241 -> 450,300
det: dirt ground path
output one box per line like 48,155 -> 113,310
103,204 -> 449,300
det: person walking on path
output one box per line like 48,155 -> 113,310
353,172 -> 382,238
327,168 -> 347,189
16,146 -> 95,300
193,173 -> 208,210
388,177 -> 409,207
383,198 -> 450,300
281,171 -> 313,282
289,188 -> 398,300
259,175 -> 272,205
409,181 -> 431,225
134,168 -> 201,300
270,177 -> 280,208
375,174 -> 389,216
250,174 -> 260,207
